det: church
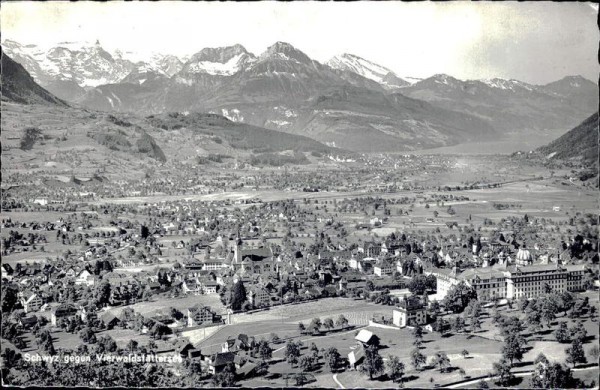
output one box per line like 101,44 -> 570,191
231,237 -> 278,275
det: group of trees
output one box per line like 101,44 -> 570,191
298,315 -> 349,335
442,282 -> 477,313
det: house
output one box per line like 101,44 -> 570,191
393,296 -> 427,327
187,305 -> 220,327
75,269 -> 97,286
182,279 -> 202,295
19,314 -> 39,329
355,329 -> 380,348
174,340 -> 196,358
51,304 -> 78,326
21,291 -> 43,313
374,261 -> 394,277
222,334 -> 256,353
100,311 -> 122,329
247,287 -> 271,307
348,344 -> 365,369
79,306 -> 98,323
236,361 -> 258,378
206,352 -> 236,375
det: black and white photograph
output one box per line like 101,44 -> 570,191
1,1 -> 599,388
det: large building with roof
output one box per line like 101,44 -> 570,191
231,238 -> 277,275
431,262 -> 587,301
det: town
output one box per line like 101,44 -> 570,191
2,147 -> 598,388
1,2 -> 598,389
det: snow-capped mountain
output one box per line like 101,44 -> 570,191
2,39 -> 135,88
480,78 -> 535,91
1,39 -> 186,92
327,53 -> 410,89
181,44 -> 256,76
3,38 -> 597,153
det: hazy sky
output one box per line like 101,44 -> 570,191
2,1 -> 598,84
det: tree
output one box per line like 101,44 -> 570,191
308,317 -> 322,334
324,347 -> 341,372
461,349 -> 470,359
230,280 -> 247,311
477,379 -> 490,389
442,282 -> 476,313
386,355 -> 405,383
323,317 -> 334,332
411,348 -> 426,371
1,285 -> 18,313
298,322 -> 306,334
299,355 -> 314,372
451,316 -> 465,333
530,360 -> 576,389
554,322 -> 570,343
211,363 -> 236,387
493,358 -> 515,386
435,316 -> 447,336
569,321 -> 587,341
336,314 -> 349,330
366,280 -> 375,292
502,333 -> 525,366
408,274 -> 429,295
140,225 -> 150,239
294,372 -> 308,386
270,333 -> 280,344
284,340 -> 301,367
434,351 -> 451,373
128,339 -> 138,353
360,345 -> 384,380
258,340 -> 273,361
565,338 -> 586,368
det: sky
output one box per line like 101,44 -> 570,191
1,1 -> 598,84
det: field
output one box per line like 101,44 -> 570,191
106,293 -> 225,318
214,292 -> 600,389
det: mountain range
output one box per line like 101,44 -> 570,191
3,39 -> 598,152
0,50 -> 341,177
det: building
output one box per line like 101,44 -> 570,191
231,239 -> 277,275
51,304 -> 79,326
515,248 -> 533,266
355,329 -> 380,348
21,291 -> 43,313
431,262 -> 587,302
565,264 -> 586,292
205,352 -> 236,375
393,296 -> 427,327
348,344 -> 365,369
374,261 -> 394,277
505,264 -> 567,299
182,279 -> 202,295
187,305 -> 220,327
458,268 -> 507,302
247,287 -> 271,307
75,270 -> 97,286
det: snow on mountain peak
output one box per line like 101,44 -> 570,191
183,45 -> 256,76
261,42 -> 312,64
327,53 -> 410,88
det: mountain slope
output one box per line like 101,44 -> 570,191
537,112 -> 598,166
401,74 -> 599,132
327,53 -> 410,89
5,39 -> 597,153
1,49 -> 68,106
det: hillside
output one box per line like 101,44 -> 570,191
537,112 -> 598,167
1,49 -> 68,106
